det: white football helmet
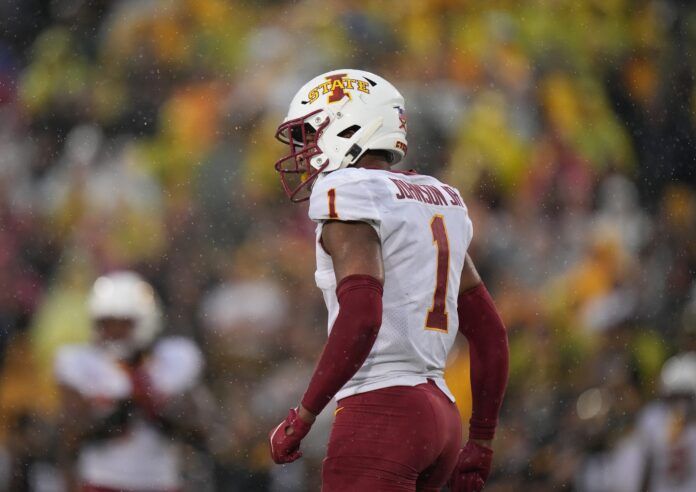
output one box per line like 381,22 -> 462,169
275,69 -> 408,201
88,271 -> 162,358
660,352 -> 696,398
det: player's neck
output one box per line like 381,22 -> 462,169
355,154 -> 391,170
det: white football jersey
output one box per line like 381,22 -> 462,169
309,167 -> 473,402
54,337 -> 203,490
633,402 -> 696,492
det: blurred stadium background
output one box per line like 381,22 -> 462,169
0,0 -> 695,490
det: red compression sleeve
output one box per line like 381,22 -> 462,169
301,274 -> 383,416
458,283 -> 509,440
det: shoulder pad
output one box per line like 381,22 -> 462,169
54,344 -> 131,398
148,337 -> 203,395
309,168 -> 381,224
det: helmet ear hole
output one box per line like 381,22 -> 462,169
337,125 -> 361,138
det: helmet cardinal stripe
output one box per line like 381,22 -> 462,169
327,74 -> 348,103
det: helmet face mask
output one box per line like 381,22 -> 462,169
274,69 -> 408,202
274,109 -> 331,202
95,317 -> 137,358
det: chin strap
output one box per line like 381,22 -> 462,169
340,117 -> 384,168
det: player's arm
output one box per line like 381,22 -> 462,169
300,220 -> 384,419
449,254 -> 509,492
56,385 -> 133,491
458,253 -> 508,443
57,386 -> 134,445
148,385 -> 219,451
269,220 -> 384,464
56,385 -> 83,492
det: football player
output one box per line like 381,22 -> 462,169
616,352 -> 696,492
55,271 -> 213,492
268,69 -> 509,491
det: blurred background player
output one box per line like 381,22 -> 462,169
623,352 -> 696,492
268,69 -> 509,491
631,352 -> 696,491
576,352 -> 696,492
54,271 -> 214,492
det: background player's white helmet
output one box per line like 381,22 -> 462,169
659,352 -> 696,398
275,69 -> 408,201
89,271 -> 162,358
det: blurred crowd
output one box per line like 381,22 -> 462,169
0,0 -> 695,490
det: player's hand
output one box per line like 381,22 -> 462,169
269,407 -> 313,464
448,440 -> 493,492
128,367 -> 162,419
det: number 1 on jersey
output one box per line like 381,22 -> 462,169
426,215 -> 449,332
